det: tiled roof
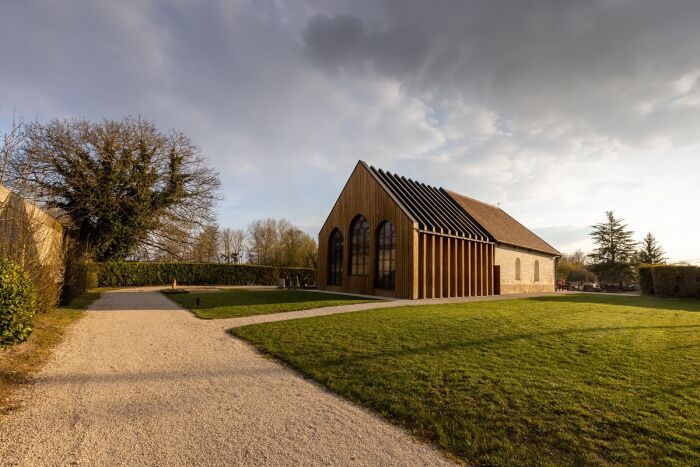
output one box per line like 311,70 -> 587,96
446,190 -> 561,256
362,162 -> 560,256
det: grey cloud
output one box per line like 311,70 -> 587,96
302,14 -> 367,71
302,1 -> 700,146
1,0 -> 699,260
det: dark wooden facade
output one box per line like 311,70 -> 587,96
319,162 -> 494,299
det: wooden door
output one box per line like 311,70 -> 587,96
493,265 -> 501,295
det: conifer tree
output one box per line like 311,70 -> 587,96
637,232 -> 666,264
588,211 -> 637,286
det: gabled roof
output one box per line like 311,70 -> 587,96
364,162 -> 491,242
446,190 -> 561,256
361,161 -> 561,256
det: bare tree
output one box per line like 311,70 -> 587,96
188,225 -> 220,263
246,218 -> 316,267
0,110 -> 25,186
247,218 -> 278,265
220,227 -> 247,263
279,225 -> 317,268
230,229 -> 247,264
220,227 -> 233,262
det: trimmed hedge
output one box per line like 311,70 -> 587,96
0,258 -> 38,348
639,265 -> 700,298
638,265 -> 654,295
61,250 -> 99,304
98,262 -> 317,287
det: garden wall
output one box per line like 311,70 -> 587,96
0,185 -> 65,308
638,265 -> 700,298
98,261 -> 317,287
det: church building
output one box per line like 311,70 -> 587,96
318,161 -> 560,299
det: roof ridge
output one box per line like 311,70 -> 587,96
444,189 -> 501,209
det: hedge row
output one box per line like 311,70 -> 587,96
97,262 -> 317,287
638,265 -> 700,298
61,250 -> 99,304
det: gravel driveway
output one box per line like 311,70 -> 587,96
0,288 -> 455,466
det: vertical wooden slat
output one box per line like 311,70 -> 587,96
417,233 -> 423,299
466,241 -> 470,297
489,244 -> 494,295
463,239 -> 468,297
444,237 -> 451,298
485,243 -> 490,296
484,243 -> 488,296
419,234 -> 426,299
479,243 -> 486,297
428,234 -> 435,298
412,228 -> 419,299
458,239 -> 464,297
487,244 -> 491,295
476,243 -> 481,296
435,235 -> 445,298
473,242 -> 478,296
454,239 -> 460,297
492,244 -> 496,295
456,239 -> 461,297
471,243 -> 475,297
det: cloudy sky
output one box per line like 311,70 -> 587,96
2,0 -> 699,262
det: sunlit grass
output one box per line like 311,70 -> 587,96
166,289 -> 377,319
233,294 -> 700,465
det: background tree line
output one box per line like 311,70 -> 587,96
557,211 -> 667,287
133,218 -> 318,269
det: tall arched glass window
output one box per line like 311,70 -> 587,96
375,221 -> 396,289
327,229 -> 344,285
515,258 -> 521,281
534,260 -> 540,282
349,215 -> 370,275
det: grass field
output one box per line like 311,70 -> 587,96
232,294 -> 700,466
166,289 -> 377,319
0,291 -> 101,417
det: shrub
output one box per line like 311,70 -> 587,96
97,262 -> 317,288
61,249 -> 99,304
638,265 -> 655,295
644,265 -> 700,298
0,258 -> 38,348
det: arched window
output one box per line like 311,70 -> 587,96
375,221 -> 396,289
534,260 -> 540,282
349,215 -> 370,275
327,229 -> 344,285
515,258 -> 521,281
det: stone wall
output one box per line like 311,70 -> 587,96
495,244 -> 556,294
0,185 -> 64,282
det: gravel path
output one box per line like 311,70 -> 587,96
209,288 -> 565,331
0,289 -> 456,466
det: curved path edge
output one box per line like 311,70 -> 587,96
0,288 -> 457,466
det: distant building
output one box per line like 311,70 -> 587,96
318,162 -> 560,299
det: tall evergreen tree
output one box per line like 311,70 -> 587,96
588,211 -> 637,286
637,232 -> 666,264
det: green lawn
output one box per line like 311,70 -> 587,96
232,294 -> 700,466
166,289 -> 377,319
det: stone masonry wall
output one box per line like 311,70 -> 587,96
495,244 -> 556,294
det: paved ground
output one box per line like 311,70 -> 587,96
0,288 -> 460,466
